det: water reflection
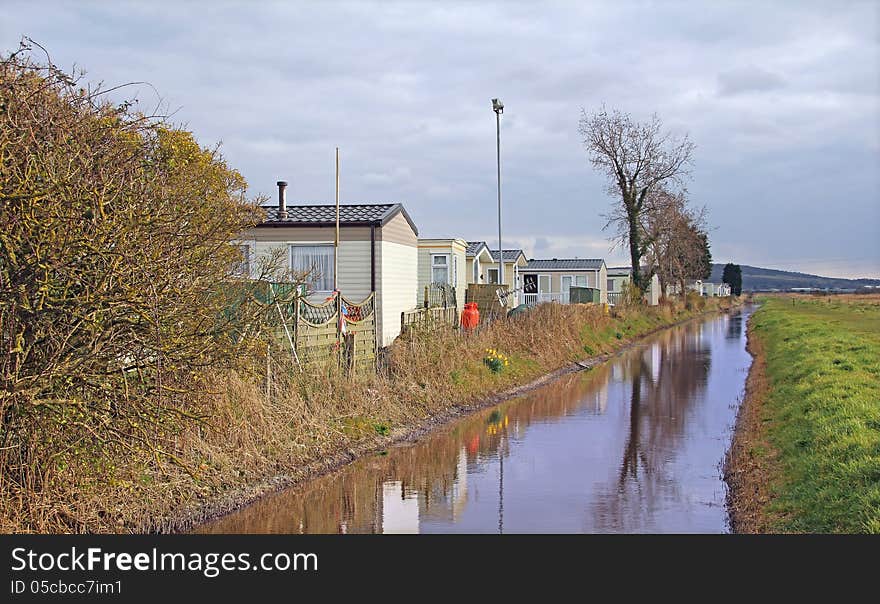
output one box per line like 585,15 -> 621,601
198,308 -> 755,534
726,312 -> 744,341
591,323 -> 712,532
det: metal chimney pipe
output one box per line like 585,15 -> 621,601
276,181 -> 288,219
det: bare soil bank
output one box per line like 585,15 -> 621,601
173,304 -> 739,535
724,323 -> 778,533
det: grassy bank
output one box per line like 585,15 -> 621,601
2,297 -> 733,533
728,295 -> 880,533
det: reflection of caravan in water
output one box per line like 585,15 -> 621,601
381,481 -> 420,534
414,447 -> 470,525
380,447 -> 469,532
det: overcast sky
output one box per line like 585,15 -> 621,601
4,1 -> 879,277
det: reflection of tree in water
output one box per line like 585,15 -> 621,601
198,365 -> 616,533
590,322 -> 711,532
726,310 -> 744,341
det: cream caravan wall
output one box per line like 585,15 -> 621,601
377,241 -> 416,346
646,274 -> 660,305
377,213 -> 418,347
465,258 -> 479,284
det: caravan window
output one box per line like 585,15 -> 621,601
432,254 -> 450,284
290,244 -> 335,292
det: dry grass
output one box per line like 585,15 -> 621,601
0,298 -> 731,533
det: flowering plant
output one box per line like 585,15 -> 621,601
483,348 -> 510,373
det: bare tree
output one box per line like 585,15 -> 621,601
652,206 -> 711,298
641,188 -> 684,297
642,188 -> 708,299
579,108 -> 695,290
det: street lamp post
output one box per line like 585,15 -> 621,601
492,98 -> 504,291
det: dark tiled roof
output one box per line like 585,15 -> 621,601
465,241 -> 489,256
258,203 -> 418,234
489,249 -> 526,263
524,258 -> 605,271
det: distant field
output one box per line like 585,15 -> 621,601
747,294 -> 880,532
709,263 -> 880,291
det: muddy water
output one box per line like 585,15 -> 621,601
199,307 -> 755,534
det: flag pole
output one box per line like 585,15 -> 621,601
334,147 -> 340,293
335,147 -> 344,360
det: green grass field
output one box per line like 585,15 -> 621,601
750,296 -> 880,532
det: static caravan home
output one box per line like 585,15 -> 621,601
481,249 -> 528,308
237,181 -> 418,347
606,267 -> 661,306
417,238 -> 468,315
666,279 -> 703,298
520,258 -> 608,306
465,241 -> 493,285
701,282 -> 718,297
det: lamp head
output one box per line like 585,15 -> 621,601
492,98 -> 504,114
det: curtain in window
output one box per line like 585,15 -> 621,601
290,245 -> 334,291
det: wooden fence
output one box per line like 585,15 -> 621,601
254,282 -> 376,373
401,283 -> 459,331
400,306 -> 458,332
291,293 -> 377,372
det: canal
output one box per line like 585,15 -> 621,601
199,306 -> 755,534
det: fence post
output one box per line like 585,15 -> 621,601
293,296 -> 300,353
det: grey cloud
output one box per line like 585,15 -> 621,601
3,0 -> 878,278
717,65 -> 786,96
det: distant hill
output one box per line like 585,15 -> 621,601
708,264 -> 880,292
